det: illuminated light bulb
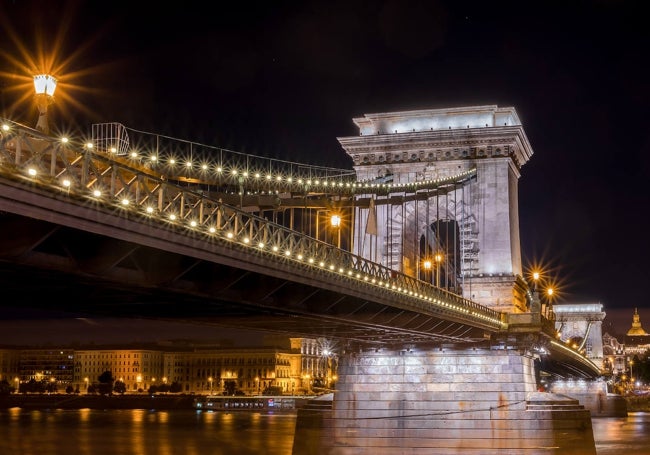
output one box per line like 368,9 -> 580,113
209,227 -> 216,233
93,189 -> 101,197
28,168 -> 37,176
190,220 -> 198,227
62,179 -> 71,187
121,199 -> 130,205
146,207 -> 154,213
169,214 -> 176,220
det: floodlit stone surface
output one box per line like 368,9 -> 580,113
295,347 -> 596,454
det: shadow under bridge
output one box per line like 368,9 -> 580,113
0,173 -> 503,349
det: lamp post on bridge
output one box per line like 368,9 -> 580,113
422,259 -> 432,284
330,213 -> 342,248
434,253 -> 443,288
33,74 -> 57,134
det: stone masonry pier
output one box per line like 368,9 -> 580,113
294,346 -> 596,454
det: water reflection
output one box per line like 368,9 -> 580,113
593,412 -> 650,455
0,409 -> 297,455
1,408 -> 648,454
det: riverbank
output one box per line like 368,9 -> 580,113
2,393 -> 649,413
626,395 -> 650,412
0,393 -> 196,410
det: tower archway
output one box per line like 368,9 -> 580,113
338,105 -> 534,313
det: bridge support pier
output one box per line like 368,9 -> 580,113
294,346 -> 596,454
549,379 -> 627,417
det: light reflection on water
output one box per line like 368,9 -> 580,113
1,408 -> 649,454
593,412 -> 650,455
0,408 -> 297,455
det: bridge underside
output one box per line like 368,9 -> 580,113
0,211 -> 491,348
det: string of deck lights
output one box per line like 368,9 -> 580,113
1,119 -> 500,329
1,121 -> 477,196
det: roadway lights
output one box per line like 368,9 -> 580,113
33,74 -> 57,134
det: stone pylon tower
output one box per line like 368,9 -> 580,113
337,105 -> 534,313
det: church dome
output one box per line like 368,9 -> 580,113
626,308 -> 648,336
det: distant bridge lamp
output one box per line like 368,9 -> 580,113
330,213 -> 342,248
422,259 -> 432,283
434,253 -> 443,288
33,74 -> 58,134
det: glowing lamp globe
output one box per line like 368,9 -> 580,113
33,74 -> 58,134
33,74 -> 58,96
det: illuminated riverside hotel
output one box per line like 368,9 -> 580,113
0,337 -> 337,395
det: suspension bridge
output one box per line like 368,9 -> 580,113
0,105 -> 605,453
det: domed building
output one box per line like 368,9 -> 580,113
625,308 -> 650,357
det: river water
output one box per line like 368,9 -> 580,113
0,408 -> 648,454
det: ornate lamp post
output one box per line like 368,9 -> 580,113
434,253 -> 443,288
330,214 -> 341,248
33,74 -> 57,134
422,259 -> 432,283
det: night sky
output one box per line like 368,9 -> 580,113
1,0 -> 648,342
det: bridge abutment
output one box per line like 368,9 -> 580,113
294,346 -> 596,454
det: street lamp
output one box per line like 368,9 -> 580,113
208,376 -> 213,394
532,271 -> 540,291
33,74 -> 57,134
330,214 -> 341,248
434,253 -> 443,288
422,259 -> 432,283
255,376 -> 260,395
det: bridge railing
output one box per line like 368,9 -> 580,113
0,119 -> 505,330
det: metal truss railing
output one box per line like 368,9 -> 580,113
0,119 -> 505,331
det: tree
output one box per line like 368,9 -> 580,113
223,380 -> 237,396
113,380 -> 126,395
45,380 -> 58,394
169,381 -> 183,393
97,371 -> 114,396
0,379 -> 13,396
